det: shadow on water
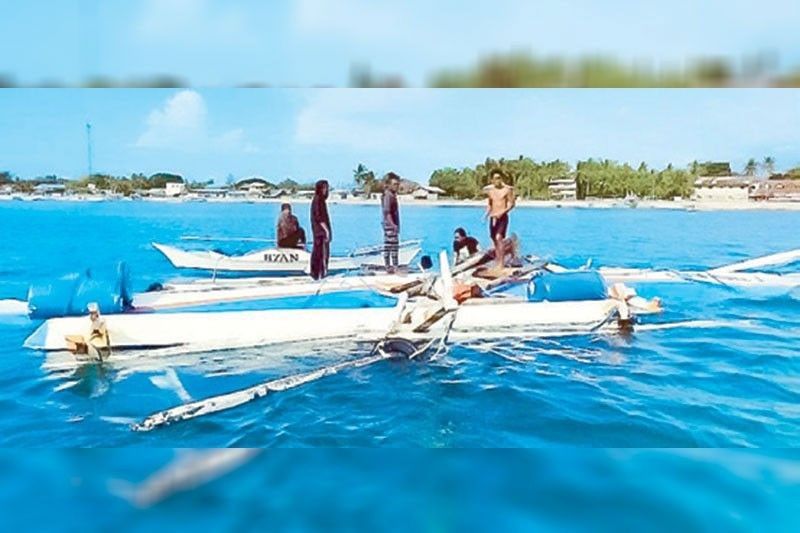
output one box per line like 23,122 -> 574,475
59,361 -> 114,399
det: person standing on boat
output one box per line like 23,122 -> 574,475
310,180 -> 331,280
382,172 -> 401,273
453,227 -> 480,264
485,170 -> 516,269
276,203 -> 306,249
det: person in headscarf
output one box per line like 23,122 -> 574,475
381,172 -> 401,272
276,203 -> 306,249
452,227 -> 480,264
309,179 -> 331,279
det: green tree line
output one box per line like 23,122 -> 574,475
428,157 -> 800,200
429,52 -> 800,88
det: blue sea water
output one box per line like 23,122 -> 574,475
2,449 -> 800,532
1,200 -> 800,448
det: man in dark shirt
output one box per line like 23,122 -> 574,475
310,180 -> 331,279
453,227 -> 480,264
276,203 -> 306,249
382,172 -> 401,272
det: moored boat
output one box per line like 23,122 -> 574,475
152,240 -> 422,275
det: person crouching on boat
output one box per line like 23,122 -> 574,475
64,302 -> 110,359
382,172 -> 401,273
310,179 -> 332,280
276,203 -> 306,249
453,227 -> 480,265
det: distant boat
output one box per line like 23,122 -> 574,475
623,193 -> 639,208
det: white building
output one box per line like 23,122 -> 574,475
165,182 -> 187,197
33,183 -> 67,196
235,177 -> 272,198
548,177 -> 577,201
692,176 -> 751,202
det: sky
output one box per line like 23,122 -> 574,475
1,1 -> 799,86
0,89 -> 798,185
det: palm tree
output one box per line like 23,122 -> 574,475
744,158 -> 758,176
762,156 -> 776,178
353,163 -> 375,193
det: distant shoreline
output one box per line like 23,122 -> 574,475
3,194 -> 800,211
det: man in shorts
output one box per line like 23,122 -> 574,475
485,170 -> 516,269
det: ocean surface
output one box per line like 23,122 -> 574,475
2,449 -> 800,532
1,200 -> 800,448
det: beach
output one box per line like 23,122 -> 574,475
4,193 -> 800,211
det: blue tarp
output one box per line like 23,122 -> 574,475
27,263 -> 132,319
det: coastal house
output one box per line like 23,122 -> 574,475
266,188 -> 290,199
33,183 -> 66,196
165,182 -> 187,197
750,180 -> 800,202
236,177 -> 273,198
548,177 -> 577,201
194,187 -> 228,199
691,176 -> 752,202
412,185 -> 446,201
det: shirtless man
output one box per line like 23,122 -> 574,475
485,170 -> 516,269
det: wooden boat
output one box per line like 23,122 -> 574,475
152,240 -> 422,275
24,258 -> 648,354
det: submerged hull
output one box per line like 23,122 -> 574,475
451,298 -> 617,335
25,293 -> 621,354
153,241 -> 421,275
24,303 -> 405,352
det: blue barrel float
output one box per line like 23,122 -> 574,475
526,270 -> 607,302
27,262 -> 133,319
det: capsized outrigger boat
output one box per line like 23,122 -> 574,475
152,240 -> 422,275
129,252 -> 663,431
24,251 -> 660,355
12,246 -> 800,322
134,246 -> 800,313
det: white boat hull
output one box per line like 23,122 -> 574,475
452,298 -> 617,335
25,294 -> 621,354
24,303 -> 405,352
153,241 -> 421,275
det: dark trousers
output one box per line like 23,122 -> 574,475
383,227 -> 399,268
310,237 -> 330,279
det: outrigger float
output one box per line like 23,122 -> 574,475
596,247 -> 800,288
